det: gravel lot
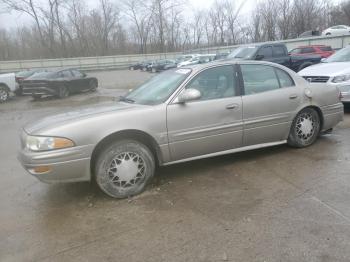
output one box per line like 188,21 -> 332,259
1,69 -> 350,262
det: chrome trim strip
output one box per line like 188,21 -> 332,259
163,140 -> 287,166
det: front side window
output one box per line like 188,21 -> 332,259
257,46 -> 273,58
273,46 -> 285,57
240,64 -> 280,95
185,66 -> 236,100
71,70 -> 83,77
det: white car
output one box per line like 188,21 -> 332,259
177,54 -> 216,67
298,46 -> 350,104
0,73 -> 18,102
322,25 -> 350,36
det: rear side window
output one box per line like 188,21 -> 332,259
71,70 -> 83,77
275,68 -> 295,87
301,47 -> 314,53
240,64 -> 280,95
273,46 -> 285,57
319,46 -> 332,51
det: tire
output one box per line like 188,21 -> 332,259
32,94 -> 42,100
288,108 -> 321,148
89,80 -> 98,92
57,85 -> 69,99
0,86 -> 9,102
151,68 -> 156,73
130,66 -> 134,71
94,139 -> 155,199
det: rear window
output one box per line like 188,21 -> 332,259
319,46 -> 332,51
301,47 -> 315,53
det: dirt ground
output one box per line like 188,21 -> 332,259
1,69 -> 350,262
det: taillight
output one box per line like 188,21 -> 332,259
339,91 -> 344,101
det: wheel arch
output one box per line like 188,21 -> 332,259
90,129 -> 163,176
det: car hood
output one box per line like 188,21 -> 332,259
298,62 -> 350,77
24,102 -> 146,135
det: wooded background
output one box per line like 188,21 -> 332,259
1,0 -> 350,60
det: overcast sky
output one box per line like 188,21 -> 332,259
0,0 -> 343,29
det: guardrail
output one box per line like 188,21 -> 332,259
1,34 -> 350,73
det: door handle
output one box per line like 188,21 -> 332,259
226,104 -> 238,110
289,94 -> 298,99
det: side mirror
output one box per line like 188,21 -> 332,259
177,88 -> 201,103
255,54 -> 264,60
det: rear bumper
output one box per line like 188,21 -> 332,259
18,144 -> 95,183
22,86 -> 57,96
321,103 -> 344,131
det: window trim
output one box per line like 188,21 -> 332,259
238,64 -> 295,96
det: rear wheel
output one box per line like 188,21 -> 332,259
57,86 -> 69,99
32,94 -> 42,100
94,139 -> 155,198
0,86 -> 9,102
288,108 -> 321,148
89,80 -> 98,92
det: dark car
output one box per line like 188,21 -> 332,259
129,62 -> 143,70
149,60 -> 177,72
227,43 -> 322,72
298,30 -> 321,38
21,68 -> 98,99
214,52 -> 230,60
140,61 -> 154,71
15,68 -> 49,95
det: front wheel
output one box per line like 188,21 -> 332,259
94,140 -> 155,198
57,86 -> 69,99
0,86 -> 9,102
288,108 -> 321,148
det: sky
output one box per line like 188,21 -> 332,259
0,0 -> 342,29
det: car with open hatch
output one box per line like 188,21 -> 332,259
18,61 -> 344,198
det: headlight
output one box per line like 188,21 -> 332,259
332,74 -> 350,83
26,135 -> 74,151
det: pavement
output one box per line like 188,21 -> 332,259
1,70 -> 350,262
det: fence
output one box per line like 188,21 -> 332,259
1,34 -> 350,73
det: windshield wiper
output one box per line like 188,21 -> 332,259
119,96 -> 135,103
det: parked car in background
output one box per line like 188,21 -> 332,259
289,45 -> 334,58
18,60 -> 343,198
149,60 -> 177,72
15,68 -> 49,95
214,52 -> 230,60
175,54 -> 199,64
140,61 -> 155,71
129,62 -> 143,71
177,54 -> 215,67
322,25 -> 350,36
227,43 -> 322,72
21,68 -> 98,99
298,46 -> 350,105
298,30 -> 321,38
0,73 -> 18,102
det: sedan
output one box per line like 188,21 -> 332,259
21,68 -> 98,99
298,46 -> 350,104
322,25 -> 350,36
18,61 -> 343,198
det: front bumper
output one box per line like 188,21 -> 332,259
18,144 -> 95,183
22,86 -> 57,96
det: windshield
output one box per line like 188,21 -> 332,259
124,68 -> 191,105
228,46 -> 259,59
325,47 -> 350,62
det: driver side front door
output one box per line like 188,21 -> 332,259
166,65 -> 243,162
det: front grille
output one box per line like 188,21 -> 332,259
302,76 -> 330,83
